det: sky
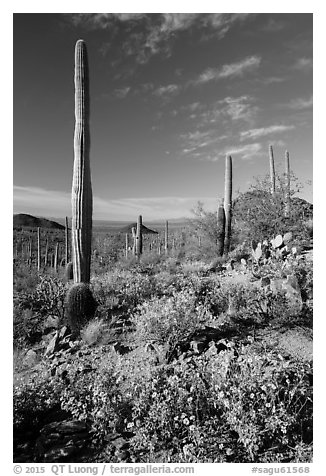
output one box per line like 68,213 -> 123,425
13,12 -> 313,221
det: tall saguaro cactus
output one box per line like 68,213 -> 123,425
66,39 -> 97,336
136,215 -> 143,258
224,155 -> 233,255
71,39 -> 93,284
269,144 -> 276,195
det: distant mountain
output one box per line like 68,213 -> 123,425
13,214 -> 65,230
118,223 -> 159,234
233,191 -> 313,218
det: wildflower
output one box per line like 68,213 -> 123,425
183,418 -> 190,425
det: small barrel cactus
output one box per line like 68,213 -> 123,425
65,283 -> 97,336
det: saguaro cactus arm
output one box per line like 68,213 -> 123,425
71,39 -> 93,283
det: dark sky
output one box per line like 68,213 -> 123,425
13,13 -> 312,220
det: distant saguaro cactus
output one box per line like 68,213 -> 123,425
54,242 -> 59,271
164,220 -> 169,255
37,227 -> 41,271
131,227 -> 137,255
136,215 -> 143,258
71,39 -> 93,284
216,198 -> 226,257
224,155 -> 233,255
269,144 -> 276,195
44,237 -> 49,266
284,150 -> 291,217
125,233 -> 128,259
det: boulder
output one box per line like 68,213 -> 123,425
36,420 -> 91,463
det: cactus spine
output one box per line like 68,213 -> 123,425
136,215 -> 143,258
216,198 -> 226,257
285,150 -> 290,217
71,39 -> 93,284
164,220 -> 169,255
224,155 -> 233,255
269,144 -> 276,195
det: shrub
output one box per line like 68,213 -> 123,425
131,288 -> 213,351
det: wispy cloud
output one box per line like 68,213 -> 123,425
293,57 -> 313,72
193,56 -> 261,85
223,143 -> 262,159
13,185 -> 217,220
261,17 -> 287,32
153,84 -> 180,97
218,96 -> 258,122
66,13 -> 255,64
287,95 -> 313,110
240,124 -> 294,140
113,87 -> 131,99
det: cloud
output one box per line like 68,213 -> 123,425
66,13 -> 254,64
223,143 -> 262,159
240,125 -> 295,140
113,87 -> 131,99
194,56 -> 261,85
293,57 -> 313,72
261,17 -> 287,32
13,185 -> 218,220
14,185 -> 71,217
218,96 -> 258,122
287,95 -> 313,110
153,84 -> 180,97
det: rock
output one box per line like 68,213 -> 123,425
44,327 -> 74,357
282,278 -> 303,312
44,331 -> 60,356
260,276 -> 271,287
43,315 -> 60,332
23,349 -> 38,367
36,420 -> 91,463
270,278 -> 283,293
